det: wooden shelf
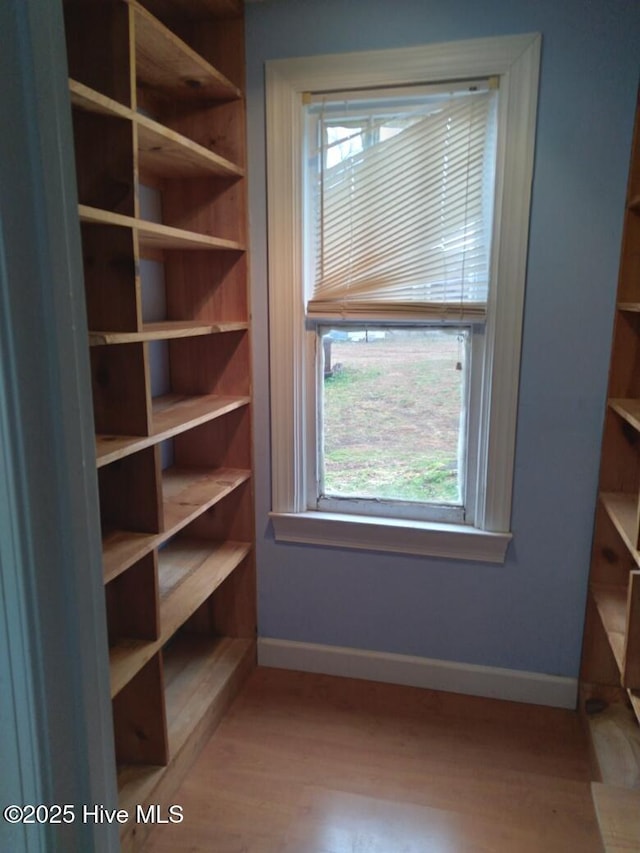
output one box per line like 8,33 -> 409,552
162,466 -> 250,532
109,539 -> 250,697
164,634 -> 253,756
617,302 -> 640,313
600,493 -> 640,568
153,393 -> 249,445
89,320 -> 248,346
96,393 -> 250,467
103,529 -> 159,585
102,466 -> 250,583
158,538 -> 250,637
69,77 -> 131,119
117,635 -> 254,824
79,204 -> 243,251
130,0 -> 241,101
137,112 -> 243,178
592,583 -> 628,675
70,79 -> 243,179
592,575 -> 640,689
609,398 -> 640,433
64,1 -> 254,842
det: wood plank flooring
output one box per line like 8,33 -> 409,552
142,667 -> 603,852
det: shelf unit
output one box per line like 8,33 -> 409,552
62,0 -> 254,848
580,88 -> 640,845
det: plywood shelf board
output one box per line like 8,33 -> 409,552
137,112 -> 243,178
162,466 -> 250,532
158,538 -> 250,637
601,493 -> 640,569
130,0 -> 241,101
163,634 -> 253,755
79,204 -> 244,251
89,320 -> 248,346
618,303 -> 640,313
96,393 -> 250,466
610,398 -> 640,434
69,77 -> 132,120
109,539 -> 250,697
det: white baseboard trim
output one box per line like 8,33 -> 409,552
258,638 -> 578,710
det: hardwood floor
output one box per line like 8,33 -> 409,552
142,667 -> 603,852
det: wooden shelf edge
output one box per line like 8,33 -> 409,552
78,205 -> 244,251
137,113 -> 244,179
96,394 -> 250,467
617,302 -> 640,313
69,78 -> 132,120
89,320 -> 248,346
117,636 -> 255,851
103,529 -> 159,585
609,398 -> 640,434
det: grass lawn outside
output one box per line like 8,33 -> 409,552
321,329 -> 466,506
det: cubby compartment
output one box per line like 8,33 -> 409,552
599,407 -> 640,499
64,0 -> 134,107
106,552 -> 160,646
161,176 -> 245,243
99,447 -> 162,533
112,653 -> 169,766
71,110 -> 136,215
166,328 -> 250,397
82,224 -> 140,334
91,342 -> 152,436
165,251 -> 248,324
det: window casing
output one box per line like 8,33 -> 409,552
265,34 -> 541,563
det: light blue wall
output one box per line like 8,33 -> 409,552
247,0 -> 640,678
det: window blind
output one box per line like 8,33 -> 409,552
307,85 -> 498,321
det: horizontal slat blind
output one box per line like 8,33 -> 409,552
307,87 -> 497,321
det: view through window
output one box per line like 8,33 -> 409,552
319,326 -> 469,509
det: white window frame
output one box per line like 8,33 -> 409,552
266,34 -> 541,563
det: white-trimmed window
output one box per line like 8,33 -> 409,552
265,34 -> 541,563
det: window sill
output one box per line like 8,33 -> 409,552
270,511 -> 511,563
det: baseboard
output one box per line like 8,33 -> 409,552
258,637 -> 578,709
